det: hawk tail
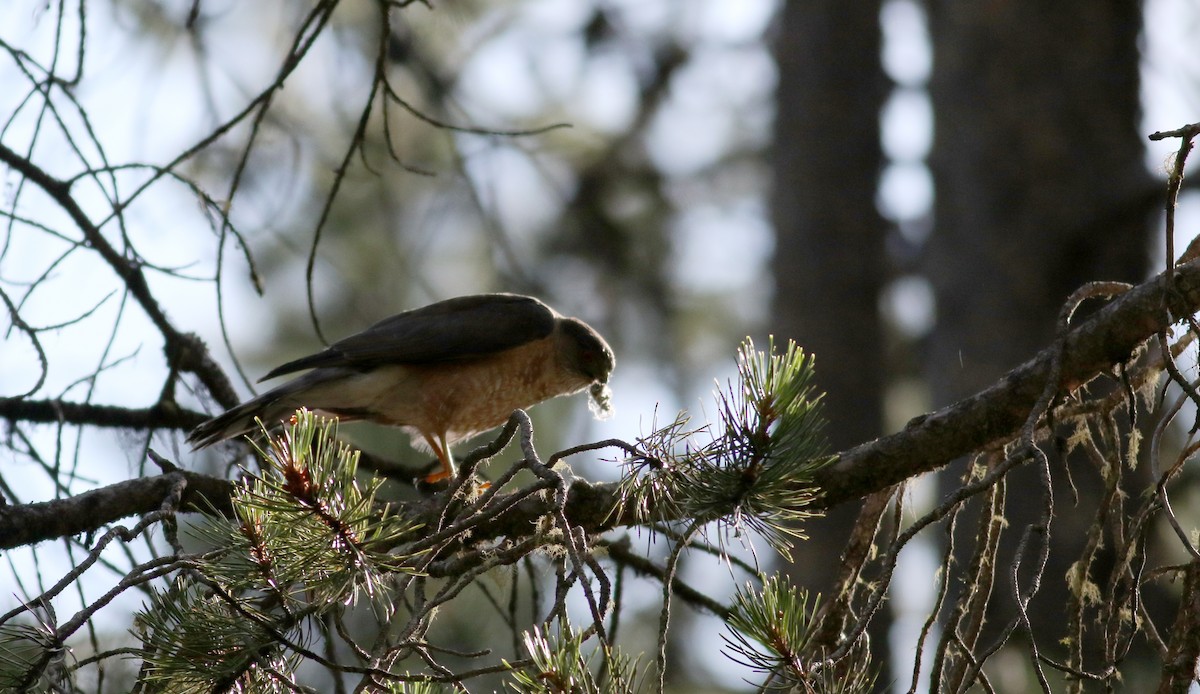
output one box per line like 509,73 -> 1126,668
186,395 -> 295,450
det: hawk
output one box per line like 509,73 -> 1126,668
188,293 -> 615,480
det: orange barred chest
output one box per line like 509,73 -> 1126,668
374,337 -> 590,443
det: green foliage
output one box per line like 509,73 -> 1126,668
507,620 -> 645,693
724,575 -> 874,693
724,574 -> 817,677
238,410 -> 419,610
622,337 -> 834,559
135,579 -> 301,693
135,410 -> 420,690
0,622 -> 62,692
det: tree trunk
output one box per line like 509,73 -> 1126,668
926,0 -> 1153,668
770,0 -> 890,685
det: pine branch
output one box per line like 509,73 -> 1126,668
134,412 -> 422,690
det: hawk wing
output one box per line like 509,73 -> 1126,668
259,294 -> 557,381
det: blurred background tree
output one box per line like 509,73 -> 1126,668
771,1 -> 1176,687
3,0 -> 1200,691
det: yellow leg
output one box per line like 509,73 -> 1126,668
422,433 -> 455,483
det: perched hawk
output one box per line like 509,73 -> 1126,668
188,293 -> 615,480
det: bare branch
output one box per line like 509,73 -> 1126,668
0,397 -> 207,431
